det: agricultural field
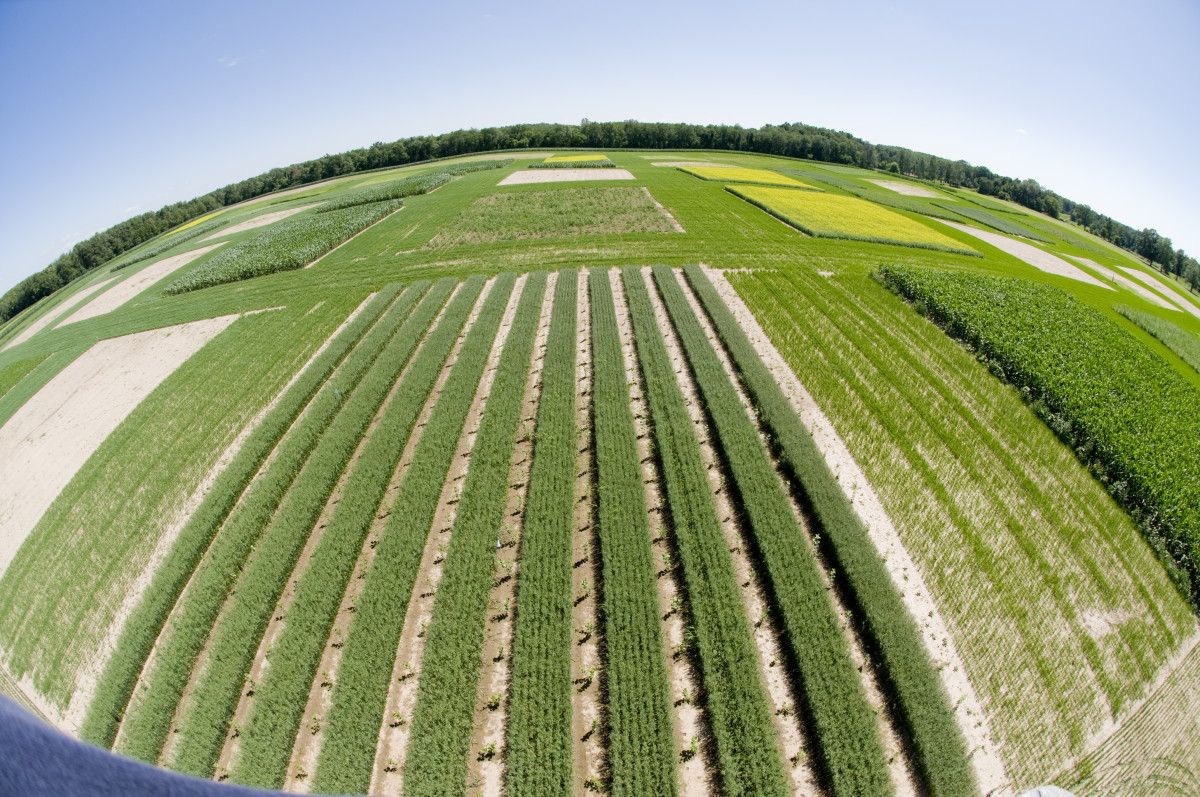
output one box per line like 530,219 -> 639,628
0,147 -> 1196,797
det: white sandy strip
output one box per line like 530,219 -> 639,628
704,266 -> 1012,795
1065,257 -> 1176,311
1119,266 -> 1200,320
58,243 -> 224,327
0,315 -> 239,577
2,277 -> 118,351
65,297 -> 375,729
201,204 -> 315,242
497,168 -> 635,186
934,220 -> 1110,290
870,179 -> 942,198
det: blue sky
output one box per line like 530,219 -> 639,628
0,0 -> 1197,292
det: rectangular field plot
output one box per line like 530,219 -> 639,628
427,187 -> 680,247
0,315 -> 237,574
680,165 -> 813,188
543,154 -> 606,163
498,168 -> 634,185
731,185 -> 977,254
869,179 -> 943,198
933,220 -> 1109,288
201,205 -> 315,241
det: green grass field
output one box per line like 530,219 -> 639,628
0,147 -> 1195,797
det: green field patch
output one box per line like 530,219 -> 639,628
0,353 -> 48,402
730,185 -> 976,254
427,187 -> 678,247
879,266 -> 1200,605
1116,305 -> 1200,374
681,165 -> 813,188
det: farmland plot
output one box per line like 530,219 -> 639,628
499,169 -> 636,185
931,220 -> 1109,287
1,276 -> 116,351
680,166 -> 813,188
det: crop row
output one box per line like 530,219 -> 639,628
879,265 -> 1200,605
111,281 -> 437,765
501,271 -> 579,797
316,173 -> 451,213
164,199 -> 403,295
654,266 -> 892,795
683,265 -> 975,796
299,273 -> 515,792
78,285 -> 404,748
930,202 -> 1049,241
227,276 -> 493,787
621,267 -> 788,796
586,269 -> 676,797
166,278 -> 462,775
527,160 -> 616,169
396,272 -> 551,797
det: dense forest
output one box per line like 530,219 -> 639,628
3,120 -> 1196,322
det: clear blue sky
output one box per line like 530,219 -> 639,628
1,0 -> 1197,293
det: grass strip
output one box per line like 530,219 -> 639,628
1116,305 -> 1200,374
0,353 -> 48,402
500,271 -> 578,796
111,282 -> 431,764
316,272 -> 547,792
680,266 -> 977,794
167,280 -> 457,775
231,275 -> 501,788
80,286 -> 403,749
621,267 -> 787,797
586,269 -> 676,797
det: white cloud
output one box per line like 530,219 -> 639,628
1016,127 -> 1029,136
218,55 -> 244,68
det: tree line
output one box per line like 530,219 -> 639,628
3,120 -> 1195,323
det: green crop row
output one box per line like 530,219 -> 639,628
621,267 -> 788,797
316,173 -> 450,213
932,202 -> 1049,241
228,276 -> 491,788
879,265 -> 1200,606
1116,305 -> 1200,374
296,274 -> 513,793
78,286 -> 402,749
781,168 -> 967,223
654,266 -> 892,795
527,160 -> 615,169
166,279 -> 457,776
502,271 -> 579,797
682,265 -> 975,796
164,199 -> 402,295
441,158 -> 513,175
0,353 -> 47,402
111,282 -> 433,764
586,269 -> 676,797
397,273 -> 549,797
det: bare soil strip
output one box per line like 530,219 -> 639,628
676,269 -> 923,794
2,276 -> 117,351
201,205 -> 317,242
368,277 -> 514,794
498,169 -> 636,186
0,315 -> 239,576
642,187 -> 685,233
58,244 -> 225,327
705,266 -> 1010,794
869,179 -> 942,198
1118,265 -> 1200,319
932,220 -> 1109,290
569,273 -> 604,792
607,269 -> 714,795
640,267 -> 821,793
1067,256 -> 1176,309
464,273 -> 556,795
67,296 -> 377,731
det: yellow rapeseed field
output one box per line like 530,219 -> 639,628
165,209 -> 225,236
680,165 -> 813,188
544,154 -> 608,163
732,185 -> 975,252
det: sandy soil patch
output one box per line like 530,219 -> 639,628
934,220 -> 1110,290
2,277 -> 118,352
498,168 -> 635,186
870,179 -> 942,198
58,244 -> 224,327
201,205 -> 316,242
650,161 -> 726,168
1065,257 -> 1176,310
1119,266 -> 1200,319
706,266 -> 1011,795
0,315 -> 238,576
